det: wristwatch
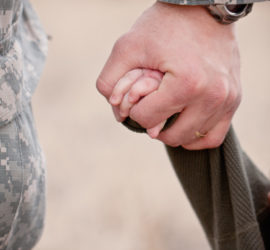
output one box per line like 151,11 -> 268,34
206,4 -> 253,24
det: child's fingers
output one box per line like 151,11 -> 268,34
147,120 -> 167,139
119,93 -> 134,118
112,106 -> 125,122
110,68 -> 163,122
109,69 -> 143,106
128,77 -> 161,104
119,76 -> 161,118
142,69 -> 164,81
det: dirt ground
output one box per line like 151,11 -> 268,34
31,1 -> 270,249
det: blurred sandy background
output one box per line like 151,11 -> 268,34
30,1 -> 270,249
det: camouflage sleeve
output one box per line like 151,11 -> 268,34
158,0 -> 268,5
0,0 -> 47,127
0,1 -> 47,249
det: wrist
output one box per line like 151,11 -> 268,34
155,2 -> 235,31
207,4 -> 253,24
156,1 -> 252,25
151,1 -> 237,57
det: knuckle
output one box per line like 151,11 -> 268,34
112,33 -> 137,57
166,141 -> 180,148
182,144 -> 195,150
142,78 -> 157,91
128,89 -> 139,100
165,71 -> 203,107
227,88 -> 237,105
166,91 -> 182,107
230,88 -> 242,109
112,35 -> 126,54
130,82 -> 144,96
161,136 -> 181,148
128,88 -> 136,97
129,109 -> 148,127
227,84 -> 241,105
166,84 -> 194,107
207,135 -> 224,148
214,84 -> 228,103
125,69 -> 141,82
206,81 -> 228,110
96,76 -> 111,98
181,73 -> 202,96
235,94 -> 242,108
143,69 -> 163,81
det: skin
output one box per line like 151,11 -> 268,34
120,66 -> 270,204
98,1 -> 270,223
96,2 -> 242,150
110,68 -> 166,138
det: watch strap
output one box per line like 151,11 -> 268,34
207,3 -> 253,24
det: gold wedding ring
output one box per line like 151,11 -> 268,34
195,131 -> 207,138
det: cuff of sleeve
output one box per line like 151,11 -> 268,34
122,114 -> 179,134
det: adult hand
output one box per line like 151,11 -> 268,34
97,2 -> 241,149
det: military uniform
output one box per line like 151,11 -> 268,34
0,0 -> 47,249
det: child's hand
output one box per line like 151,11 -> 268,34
109,69 -> 166,138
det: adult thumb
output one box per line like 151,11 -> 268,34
96,34 -> 141,100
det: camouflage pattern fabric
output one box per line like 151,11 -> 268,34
0,104 -> 46,250
0,0 -> 47,249
159,0 -> 268,5
0,0 -> 47,127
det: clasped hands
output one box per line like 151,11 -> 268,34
97,2 -> 242,150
